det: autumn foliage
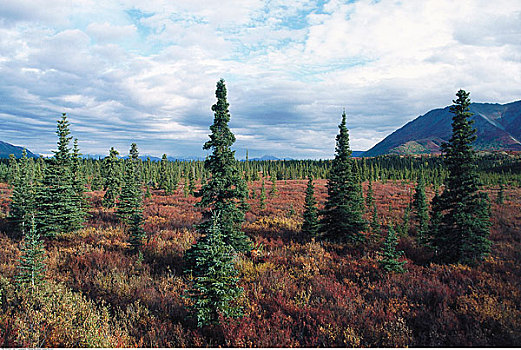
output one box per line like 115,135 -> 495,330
0,179 -> 520,347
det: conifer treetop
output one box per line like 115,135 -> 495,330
54,113 -> 73,166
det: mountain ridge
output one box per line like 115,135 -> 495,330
364,100 -> 521,157
0,141 -> 39,158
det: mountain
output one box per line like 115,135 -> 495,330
0,141 -> 39,158
364,100 -> 521,157
249,155 -> 294,161
351,151 -> 365,157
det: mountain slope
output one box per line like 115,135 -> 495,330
364,101 -> 521,157
0,141 -> 38,158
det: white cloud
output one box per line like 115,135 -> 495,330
0,0 -> 520,158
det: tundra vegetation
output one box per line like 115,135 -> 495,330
0,86 -> 520,347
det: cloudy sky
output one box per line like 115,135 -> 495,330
1,0 -> 520,159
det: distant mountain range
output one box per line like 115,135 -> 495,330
0,141 -> 39,158
364,100 -> 521,157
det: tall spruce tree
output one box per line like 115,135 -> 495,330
9,149 -> 35,237
16,215 -> 46,290
102,147 -> 121,208
195,78 -> 250,252
35,114 -> 85,238
432,90 -> 491,264
302,174 -> 318,237
319,111 -> 366,243
185,79 -> 248,327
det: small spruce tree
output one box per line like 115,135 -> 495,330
102,147 -> 121,208
128,211 -> 146,253
259,178 -> 267,210
379,224 -> 406,273
302,174 -> 318,237
117,146 -> 143,225
413,172 -> 429,245
16,216 -> 46,290
184,215 -> 243,327
365,178 -> 375,211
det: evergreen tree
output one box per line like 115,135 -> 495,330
35,114 -> 85,238
9,149 -> 35,237
496,182 -> 505,205
302,174 -> 318,237
365,178 -> 375,211
259,178 -> 267,210
195,78 -> 250,252
370,204 -> 381,234
128,211 -> 146,253
188,166 -> 196,196
102,147 -> 121,208
270,173 -> 278,196
184,215 -> 243,326
16,216 -> 46,290
432,90 -> 491,264
185,79 -> 248,327
7,154 -> 18,186
117,145 -> 143,225
319,111 -> 366,243
183,175 -> 190,198
413,172 -> 429,245
379,224 -> 406,273
159,154 -> 169,192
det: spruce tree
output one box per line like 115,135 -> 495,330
259,178 -> 267,210
302,174 -> 318,237
184,215 -> 243,326
102,147 -> 121,208
188,167 -> 196,196
35,114 -> 84,238
432,90 -> 491,264
413,172 -> 429,245
7,154 -> 18,186
195,78 -> 250,252
117,146 -> 143,225
185,79 -> 248,327
319,111 -> 366,243
128,211 -> 146,253
379,224 -> 406,273
270,173 -> 278,197
365,178 -> 375,211
159,154 -> 169,193
16,216 -> 46,290
370,204 -> 381,234
9,149 -> 35,238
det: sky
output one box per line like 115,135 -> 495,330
1,0 -> 520,159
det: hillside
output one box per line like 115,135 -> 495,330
0,140 -> 38,158
364,100 -> 521,156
